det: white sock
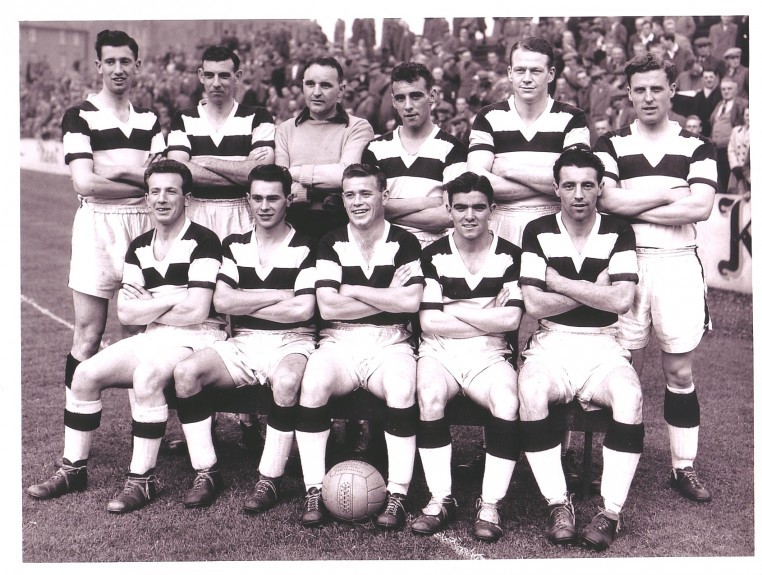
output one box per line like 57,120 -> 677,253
385,432 -> 416,495
524,444 -> 567,503
182,416 -> 217,470
259,426 -> 294,479
668,425 -> 699,469
62,396 -> 102,463
418,444 -> 452,499
601,446 -> 641,514
295,429 -> 330,491
481,454 -> 516,505
130,404 -> 168,475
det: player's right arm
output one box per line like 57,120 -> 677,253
467,149 -> 541,201
69,159 -> 147,198
213,281 -> 293,315
117,283 -> 185,325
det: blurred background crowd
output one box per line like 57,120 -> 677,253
20,15 -> 750,193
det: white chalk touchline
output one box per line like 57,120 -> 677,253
433,532 -> 486,560
21,294 -> 110,348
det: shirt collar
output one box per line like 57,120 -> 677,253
295,103 -> 350,127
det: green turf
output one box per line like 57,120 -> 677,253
20,170 -> 755,563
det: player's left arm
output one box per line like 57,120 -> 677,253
250,293 -> 316,323
632,182 -> 715,225
546,268 -> 635,315
154,286 -> 215,326
117,284 -> 184,325
340,263 -> 424,314
190,145 -> 275,186
289,119 -> 374,189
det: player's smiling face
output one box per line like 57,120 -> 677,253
509,48 -> 555,105
342,176 -> 388,230
146,172 -> 188,226
627,69 -> 675,126
303,64 -> 344,121
392,78 -> 434,131
199,59 -> 240,106
97,45 -> 139,96
248,180 -> 290,230
554,165 -> 602,223
448,190 -> 494,241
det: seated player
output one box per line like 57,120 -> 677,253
518,147 -> 643,551
411,172 -> 523,543
27,160 -> 225,513
294,163 -> 423,531
172,164 -> 316,511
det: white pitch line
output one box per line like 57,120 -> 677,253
21,294 -> 111,348
433,532 -> 486,560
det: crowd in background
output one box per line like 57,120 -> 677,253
20,15 -> 750,194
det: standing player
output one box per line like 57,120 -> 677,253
594,53 -> 716,503
294,164 -> 423,531
411,172 -> 523,543
167,45 -> 276,448
467,36 -> 590,247
167,45 -> 275,240
519,148 -> 643,551
28,160 -> 225,512
61,29 -> 166,401
171,165 -> 316,511
362,62 -> 467,248
275,57 -> 374,241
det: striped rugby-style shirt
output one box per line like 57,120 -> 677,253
62,97 -> 166,204
167,101 -> 275,199
520,212 -> 638,329
217,226 -> 316,333
469,95 -> 589,208
594,120 -> 718,249
362,127 -> 467,237
420,233 -> 524,336
122,218 -> 224,326
315,221 -> 424,326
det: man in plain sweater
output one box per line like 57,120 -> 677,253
275,56 -> 374,240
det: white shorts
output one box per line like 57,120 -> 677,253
522,322 -> 634,411
318,322 -> 414,390
186,196 -> 253,240
490,203 -> 560,247
618,247 -> 710,354
68,200 -> 152,299
419,333 -> 510,393
213,329 -> 316,388
129,322 -> 227,364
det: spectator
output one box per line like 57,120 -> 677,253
693,37 -> 725,78
709,78 -> 746,193
684,114 -> 703,135
661,32 -> 694,72
676,61 -> 707,93
692,68 -> 723,137
722,46 -> 749,100
727,104 -> 750,197
708,16 -> 739,62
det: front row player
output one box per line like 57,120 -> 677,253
28,160 -> 226,512
411,172 -> 523,543
295,164 -> 424,530
172,165 -> 316,511
518,148 -> 644,551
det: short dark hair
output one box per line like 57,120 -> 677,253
443,171 -> 494,205
341,163 -> 386,192
247,164 -> 292,196
391,62 -> 434,91
201,45 -> 240,71
552,146 -> 604,185
144,159 -> 193,194
508,36 -> 555,69
95,29 -> 139,60
305,56 -> 344,82
624,52 -> 677,85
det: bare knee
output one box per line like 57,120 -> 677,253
173,358 -> 204,398
70,360 -> 102,399
72,321 -> 106,359
663,359 -> 694,389
271,371 -> 302,406
133,363 -> 171,403
416,378 -> 447,420
488,383 -> 519,420
518,374 -> 553,421
610,379 -> 643,424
